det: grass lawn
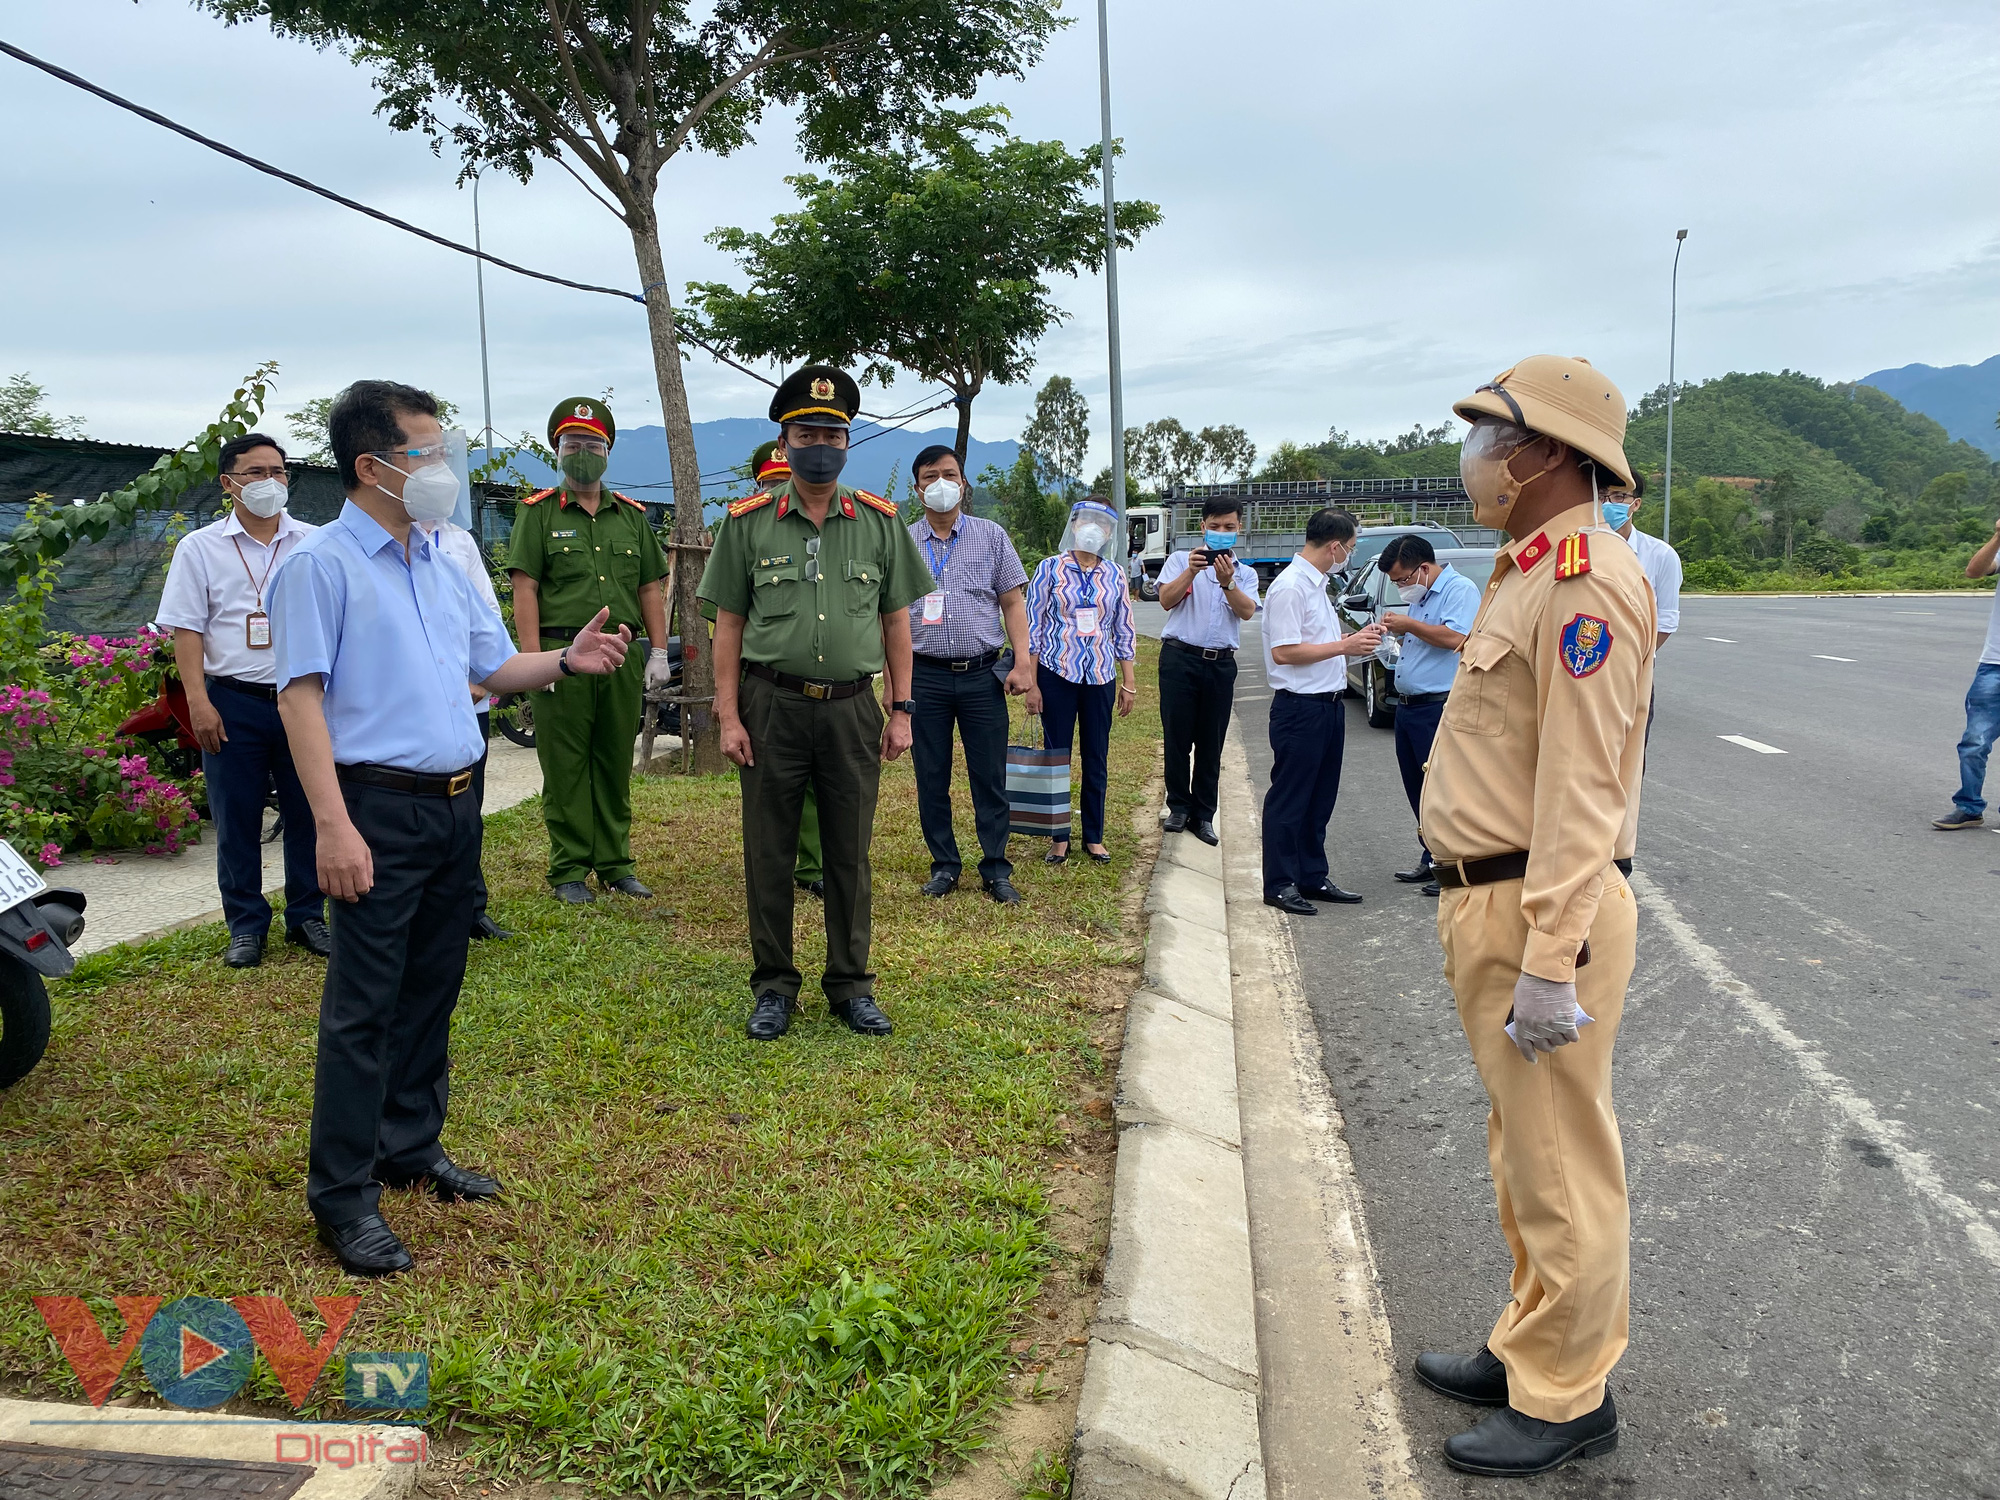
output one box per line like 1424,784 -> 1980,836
0,640 -> 1164,1497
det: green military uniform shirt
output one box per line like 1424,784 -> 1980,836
697,481 -> 930,679
507,488 -> 668,630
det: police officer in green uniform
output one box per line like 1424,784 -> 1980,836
699,365 -> 930,1040
508,397 -> 670,902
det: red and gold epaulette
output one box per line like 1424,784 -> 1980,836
1554,531 -> 1592,580
854,487 -> 899,516
1516,532 -> 1551,573
613,490 -> 645,511
728,490 -> 776,519
521,487 -> 556,506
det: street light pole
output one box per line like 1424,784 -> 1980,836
473,172 -> 497,535
1096,0 -> 1126,544
1662,228 -> 1687,546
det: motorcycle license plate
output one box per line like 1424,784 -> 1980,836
0,840 -> 48,908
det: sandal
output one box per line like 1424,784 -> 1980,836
1045,841 -> 1070,865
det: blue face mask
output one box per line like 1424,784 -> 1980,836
1203,530 -> 1237,552
1601,501 -> 1631,530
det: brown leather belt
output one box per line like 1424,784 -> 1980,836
337,762 -> 477,797
1432,852 -> 1632,889
743,660 -> 873,701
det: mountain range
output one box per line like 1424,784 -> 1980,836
1858,357 -> 2000,459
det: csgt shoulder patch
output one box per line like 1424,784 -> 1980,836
1560,614 -> 1613,678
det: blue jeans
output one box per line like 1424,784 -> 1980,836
1953,663 -> 2000,816
204,680 -> 322,939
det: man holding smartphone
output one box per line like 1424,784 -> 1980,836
1156,498 -> 1259,845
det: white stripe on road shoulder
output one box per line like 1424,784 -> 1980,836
1704,636 -> 1738,643
1812,654 -> 1857,662
1893,611 -> 1936,616
1630,871 -> 2000,1273
1718,734 -> 1787,754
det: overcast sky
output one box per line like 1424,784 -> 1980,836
2,0 -> 1994,474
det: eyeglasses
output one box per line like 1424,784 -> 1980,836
225,465 -> 287,482
371,440 -> 451,465
804,536 -> 821,582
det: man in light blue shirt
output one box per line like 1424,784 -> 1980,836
1382,535 -> 1482,894
272,379 -> 629,1278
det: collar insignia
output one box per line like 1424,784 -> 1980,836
1516,532 -> 1551,573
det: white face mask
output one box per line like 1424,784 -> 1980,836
1397,575 -> 1428,604
376,458 -> 461,523
922,478 -> 962,513
1074,524 -> 1110,556
234,477 -> 287,518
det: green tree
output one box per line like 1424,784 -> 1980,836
1197,424 -> 1256,485
688,107 -> 1157,461
286,393 -> 461,468
1021,376 -> 1090,502
1764,469 -> 1820,565
1256,440 -> 1323,482
0,374 -> 86,439
197,0 -> 1062,773
981,449 -> 1061,562
1128,417 -> 1201,491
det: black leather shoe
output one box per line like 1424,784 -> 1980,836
603,875 -> 653,897
285,918 -> 333,957
382,1154 -> 502,1203
316,1213 -> 413,1277
1190,819 -> 1220,846
984,877 -> 1021,905
1264,886 -> 1316,916
1300,883 -> 1363,904
224,932 -> 265,968
795,877 -> 826,898
921,872 -> 958,898
1162,809 -> 1189,833
1422,881 -> 1441,898
832,995 -> 894,1036
1442,1393 -> 1619,1477
747,991 -> 795,1041
1394,860 -> 1435,883
471,912 -> 512,940
1415,1346 -> 1508,1406
552,881 -> 594,904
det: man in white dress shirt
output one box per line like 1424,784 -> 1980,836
1259,508 -> 1384,915
1601,474 -> 1680,748
1157,497 -> 1260,846
155,433 -> 326,968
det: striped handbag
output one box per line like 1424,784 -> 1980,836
1006,717 -> 1071,839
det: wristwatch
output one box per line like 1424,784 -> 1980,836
891,699 -> 917,714
557,646 -> 576,677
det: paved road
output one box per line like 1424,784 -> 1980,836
1209,591 -> 2000,1499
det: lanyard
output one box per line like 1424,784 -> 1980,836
1067,556 -> 1098,609
922,529 -> 959,583
231,531 -> 284,610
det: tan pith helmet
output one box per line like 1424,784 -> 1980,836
1452,355 -> 1635,490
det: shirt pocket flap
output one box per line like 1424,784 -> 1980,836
844,559 -> 881,584
756,565 -> 801,586
1460,632 -> 1512,672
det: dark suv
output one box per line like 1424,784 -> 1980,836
1334,547 -> 1498,728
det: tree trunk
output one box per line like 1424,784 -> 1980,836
953,388 -> 973,467
631,219 -> 727,774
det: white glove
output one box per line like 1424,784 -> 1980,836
644,647 -> 673,694
1510,973 -> 1580,1062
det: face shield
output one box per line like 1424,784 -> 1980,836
373,427 -> 469,526
1058,500 -> 1125,565
1460,418 -> 1556,530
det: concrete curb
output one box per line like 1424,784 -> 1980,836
1074,824 -> 1266,1500
0,1397 -> 420,1497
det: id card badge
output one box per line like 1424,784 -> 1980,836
922,591 -> 946,624
245,610 -> 272,650
1075,606 -> 1101,638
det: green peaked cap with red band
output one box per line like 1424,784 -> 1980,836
547,396 -> 615,448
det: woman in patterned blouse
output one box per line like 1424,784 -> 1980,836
1025,498 -> 1139,863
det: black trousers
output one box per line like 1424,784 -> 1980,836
470,708 -> 491,920
1393,698 -> 1444,864
1038,665 -> 1115,846
1158,643 -> 1237,824
306,778 -> 482,1225
911,657 -> 1013,883
1261,690 -> 1346,896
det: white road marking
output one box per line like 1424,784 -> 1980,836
1704,636 -> 1738,643
1718,734 -> 1787,754
1631,872 -> 2000,1273
1893,610 -> 1936,616
1812,654 -> 1857,662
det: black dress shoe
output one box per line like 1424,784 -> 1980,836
1162,809 -> 1189,833
316,1213 -> 413,1277
471,912 -> 513,940
285,918 -> 333,957
224,932 -> 265,968
831,995 -> 894,1036
1422,881 -> 1441,898
921,872 -> 958,898
1442,1393 -> 1619,1477
552,881 -> 594,904
984,877 -> 1021,905
382,1154 -> 502,1203
1415,1346 -> 1508,1405
603,875 -> 653,897
747,991 -> 795,1041
1393,860 -> 1435,883
1264,886 -> 1317,916
795,877 -> 826,898
1190,819 -> 1219,846
1300,883 -> 1363,904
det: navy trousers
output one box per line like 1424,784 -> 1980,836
1261,689 -> 1346,896
203,680 -> 322,939
1393,698 -> 1444,865
1037,664 -> 1115,847
911,657 -> 1013,883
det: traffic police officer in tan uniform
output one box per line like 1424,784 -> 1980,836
698,366 -> 930,1041
1414,355 -> 1656,1477
508,397 -> 670,902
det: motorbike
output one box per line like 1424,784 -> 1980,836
116,677 -> 203,782
0,841 -> 87,1089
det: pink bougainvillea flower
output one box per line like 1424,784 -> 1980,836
37,843 -> 62,868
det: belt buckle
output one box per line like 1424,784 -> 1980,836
803,680 -> 830,700
1202,648 -> 1220,661
447,771 -> 473,796
950,658 -> 970,671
